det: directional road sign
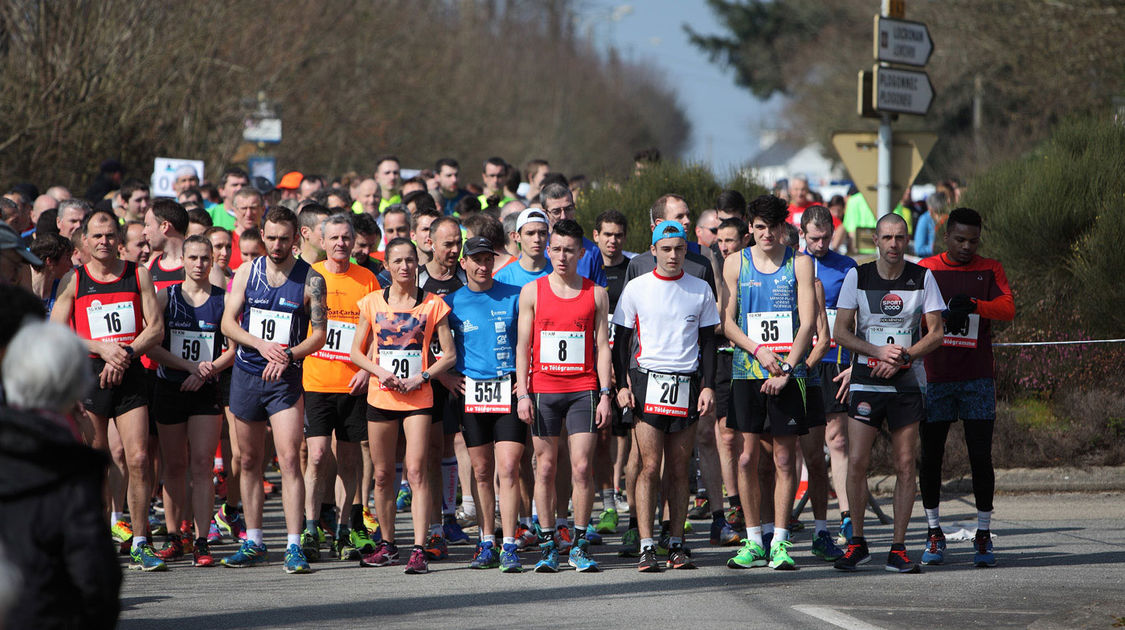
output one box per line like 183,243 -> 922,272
874,16 -> 933,66
831,131 -> 937,212
873,66 -> 934,116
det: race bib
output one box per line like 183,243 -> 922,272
811,308 -> 838,349
464,376 -> 512,414
170,329 -> 215,362
538,330 -> 585,373
746,311 -> 794,352
378,349 -> 423,389
643,373 -> 691,418
607,312 -> 615,349
943,313 -> 980,348
248,308 -> 293,347
860,326 -> 913,368
316,319 -> 356,360
86,301 -> 137,342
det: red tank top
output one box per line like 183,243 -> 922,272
72,262 -> 145,357
530,276 -> 598,393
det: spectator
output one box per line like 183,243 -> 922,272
0,221 -> 41,290
913,191 -> 949,257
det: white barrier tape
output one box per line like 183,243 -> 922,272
994,339 -> 1125,347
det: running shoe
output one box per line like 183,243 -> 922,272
424,534 -> 449,561
178,521 -> 194,554
666,545 -> 695,569
614,491 -> 630,514
584,524 -> 603,546
111,519 -> 133,544
149,515 -> 167,536
350,528 -> 378,555
207,519 -> 223,545
499,543 -> 522,573
618,528 -> 641,557
395,487 -> 412,511
833,540 -> 870,572
300,530 -> 320,562
812,530 -> 845,561
335,532 -> 359,561
555,525 -> 573,553
192,538 -> 214,567
726,505 -> 746,531
516,525 -> 538,550
469,541 -> 500,569
262,479 -> 276,496
637,546 -> 660,572
443,520 -> 471,545
885,547 -> 921,573
921,529 -> 947,565
455,506 -> 477,528
727,539 -> 768,569
534,540 -> 560,573
284,544 -> 312,574
687,497 -> 710,520
404,547 -> 428,574
214,506 -> 236,538
595,508 -> 619,534
360,541 -> 399,567
768,539 -> 796,570
683,519 -> 694,534
568,539 -> 599,572
973,531 -> 996,568
837,516 -> 853,546
710,520 -> 741,546
656,526 -> 671,556
130,543 -> 168,572
362,506 -> 379,532
155,535 -> 184,560
222,540 -> 268,568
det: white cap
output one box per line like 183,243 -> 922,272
174,164 -> 198,179
516,207 -> 548,233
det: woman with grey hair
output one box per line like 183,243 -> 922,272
2,321 -> 92,418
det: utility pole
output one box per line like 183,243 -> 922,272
876,0 -> 898,218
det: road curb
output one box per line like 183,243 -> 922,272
866,465 -> 1125,496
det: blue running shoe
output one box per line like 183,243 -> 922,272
396,486 -> 412,511
973,531 -> 996,568
443,520 -> 471,545
207,519 -> 223,545
812,530 -> 846,561
584,525 -> 603,546
469,541 -> 500,569
837,516 -> 853,546
921,529 -> 946,565
284,544 -> 312,574
222,540 -> 268,568
534,540 -> 560,573
130,543 -> 168,572
500,543 -> 522,572
567,538 -> 599,572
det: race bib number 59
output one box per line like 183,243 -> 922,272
539,330 -> 585,373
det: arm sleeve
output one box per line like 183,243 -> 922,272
613,325 -> 633,390
698,327 -> 716,388
976,261 -> 1015,321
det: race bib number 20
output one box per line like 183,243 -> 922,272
643,373 -> 690,418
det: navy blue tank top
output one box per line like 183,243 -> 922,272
236,256 -> 311,375
159,283 -> 227,383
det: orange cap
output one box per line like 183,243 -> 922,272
277,171 -> 303,189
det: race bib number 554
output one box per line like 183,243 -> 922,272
464,376 -> 512,413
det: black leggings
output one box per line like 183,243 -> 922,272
919,419 -> 995,513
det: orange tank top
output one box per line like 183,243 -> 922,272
358,287 -> 451,411
303,262 -> 378,393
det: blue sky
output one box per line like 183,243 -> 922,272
584,0 -> 782,175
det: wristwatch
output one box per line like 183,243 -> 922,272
900,352 -> 912,365
123,345 -> 135,358
284,348 -> 294,362
599,387 -> 612,398
779,363 -> 793,376
421,371 -> 431,382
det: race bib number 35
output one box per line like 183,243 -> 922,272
464,376 -> 512,413
746,311 -> 794,352
378,349 -> 423,389
315,320 -> 356,360
170,329 -> 215,362
248,308 -> 293,347
643,373 -> 691,418
860,326 -> 913,368
943,313 -> 980,348
87,302 -> 137,342
538,330 -> 585,373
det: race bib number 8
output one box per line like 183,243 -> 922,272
861,326 -> 913,368
464,376 -> 512,413
378,349 -> 423,389
943,313 -> 980,348
248,308 -> 293,347
539,330 -> 585,372
170,329 -> 215,362
87,302 -> 137,342
746,311 -> 794,352
316,320 -> 356,360
643,373 -> 691,418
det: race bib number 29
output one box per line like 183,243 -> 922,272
539,330 -> 585,373
378,349 -> 422,389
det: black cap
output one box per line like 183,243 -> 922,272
252,176 -> 275,195
463,236 -> 494,257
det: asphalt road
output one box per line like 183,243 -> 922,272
118,489 -> 1125,630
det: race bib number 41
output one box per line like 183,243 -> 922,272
87,301 -> 137,342
464,376 -> 512,413
539,330 -> 585,373
378,349 -> 422,389
860,326 -> 913,368
644,373 -> 691,418
746,311 -> 794,352
315,319 -> 356,361
248,308 -> 293,347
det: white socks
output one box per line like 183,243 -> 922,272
925,507 -> 941,529
978,510 -> 992,531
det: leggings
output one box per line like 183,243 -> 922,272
919,419 -> 994,513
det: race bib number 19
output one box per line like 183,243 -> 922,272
539,330 -> 585,372
464,376 -> 512,413
643,373 -> 690,418
248,308 -> 293,347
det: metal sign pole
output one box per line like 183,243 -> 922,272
877,0 -> 894,218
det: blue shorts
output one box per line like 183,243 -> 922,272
925,378 -> 996,423
229,365 -> 303,423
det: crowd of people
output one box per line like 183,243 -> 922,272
0,153 -> 1011,629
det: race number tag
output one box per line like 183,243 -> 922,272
464,376 -> 512,413
86,301 -> 137,342
943,313 -> 980,348
861,326 -> 913,368
170,329 -> 215,362
607,312 -> 615,349
378,349 -> 423,389
643,373 -> 691,418
316,320 -> 356,360
538,330 -> 585,373
746,311 -> 794,352
811,308 -> 838,349
248,308 -> 293,347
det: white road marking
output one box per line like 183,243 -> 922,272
792,605 -> 887,630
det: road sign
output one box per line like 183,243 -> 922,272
243,117 -> 282,143
831,131 -> 937,212
151,157 -> 205,198
873,66 -> 933,115
874,16 -> 933,66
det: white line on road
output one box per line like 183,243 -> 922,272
792,605 -> 887,630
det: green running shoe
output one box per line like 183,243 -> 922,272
595,508 -> 619,534
726,539 -> 768,569
301,530 -> 321,562
350,528 -> 378,555
618,528 -> 641,558
768,539 -> 797,570
130,543 -> 168,572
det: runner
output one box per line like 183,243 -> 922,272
539,183 -> 606,287
205,226 -> 234,289
300,214 -> 380,562
494,208 -> 552,286
918,207 -> 1014,568
145,235 -> 233,566
50,208 -> 166,571
441,236 -> 526,571
831,213 -> 944,574
515,218 -> 613,573
206,167 -> 250,232
612,221 -> 719,571
219,207 -> 328,574
350,212 -> 387,283
349,237 -> 456,575
719,195 -> 816,572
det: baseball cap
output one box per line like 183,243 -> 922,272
252,176 -> 275,195
651,220 -> 687,246
277,171 -> 303,190
174,164 -> 198,179
0,222 -> 43,266
463,236 -> 495,257
516,207 -> 548,233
